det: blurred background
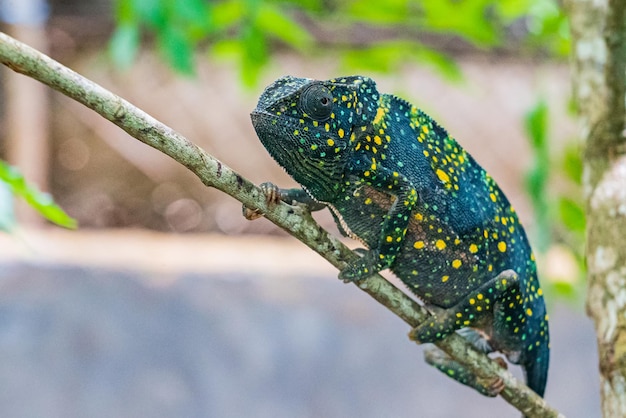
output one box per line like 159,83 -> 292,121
0,0 -> 596,417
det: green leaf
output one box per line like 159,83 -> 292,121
0,161 -> 77,229
256,4 -> 313,51
346,0 -> 419,25
422,0 -> 499,46
497,0 -> 533,20
558,197 -> 585,234
158,25 -> 195,74
562,143 -> 583,185
240,24 -> 268,87
212,0 -> 245,31
109,23 -> 140,69
525,99 -> 548,150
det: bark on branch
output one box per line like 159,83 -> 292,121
0,31 -> 563,417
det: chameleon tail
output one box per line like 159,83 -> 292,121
521,336 -> 550,397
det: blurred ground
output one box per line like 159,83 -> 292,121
0,230 -> 599,418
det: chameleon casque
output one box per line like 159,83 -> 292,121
249,75 -> 549,399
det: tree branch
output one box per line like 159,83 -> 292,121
0,31 -> 563,418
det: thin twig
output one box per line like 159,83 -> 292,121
0,31 -> 563,418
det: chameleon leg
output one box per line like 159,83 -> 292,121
409,269 -> 520,343
243,183 -> 326,220
424,345 -> 507,397
339,161 -> 418,282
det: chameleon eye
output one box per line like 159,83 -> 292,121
299,84 -> 333,121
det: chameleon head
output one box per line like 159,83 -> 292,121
251,75 -> 380,201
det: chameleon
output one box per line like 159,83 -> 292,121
248,75 -> 549,399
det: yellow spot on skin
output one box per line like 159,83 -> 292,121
469,298 -> 476,305
364,198 -> 372,205
436,169 -> 450,183
414,241 -> 425,249
337,129 -> 344,139
324,123 -> 330,132
386,236 -> 393,243
477,293 -> 483,300
374,135 -> 382,145
414,213 -> 423,221
501,278 -> 507,286
327,138 -> 335,146
294,129 -> 299,135
483,230 -> 489,239
312,121 -> 319,127
490,193 -> 497,202
371,162 -> 377,170
458,155 -> 465,164
423,150 -> 429,157
498,241 -> 507,252
373,107 -> 386,125
469,244 -> 478,253
364,171 -> 370,177
435,239 -> 446,250
537,288 -> 543,296
442,275 -> 449,283
423,125 -> 429,134
527,308 -> 533,316
452,259 -> 462,269
311,144 -> 318,150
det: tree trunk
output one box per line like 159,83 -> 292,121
567,0 -> 626,416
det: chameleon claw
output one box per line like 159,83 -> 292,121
242,206 -> 263,220
242,182 -> 283,220
259,182 -> 282,204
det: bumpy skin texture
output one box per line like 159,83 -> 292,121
251,75 -> 549,397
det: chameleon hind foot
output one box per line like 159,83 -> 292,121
243,183 -> 326,220
424,345 -> 507,397
409,270 -> 520,343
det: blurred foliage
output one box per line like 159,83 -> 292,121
109,0 -> 569,85
523,99 -> 585,304
0,161 -> 77,231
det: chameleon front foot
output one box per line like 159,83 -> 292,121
242,182 -> 283,220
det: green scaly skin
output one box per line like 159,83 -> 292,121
250,75 -> 549,399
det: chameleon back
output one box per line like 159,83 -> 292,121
251,75 -> 549,397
